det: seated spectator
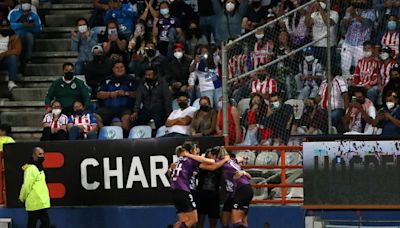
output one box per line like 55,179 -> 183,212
89,0 -> 109,27
153,1 -> 182,58
0,123 -> 14,152
98,20 -> 128,63
68,100 -> 98,140
190,96 -> 217,137
127,20 -> 147,74
343,86 -> 376,134
84,45 -> 114,98
44,63 -> 91,116
216,98 -> 241,145
185,20 -> 208,57
170,0 -> 197,32
131,66 -> 172,132
295,47 -> 324,100
241,0 -> 268,33
166,43 -> 192,96
250,69 -> 277,100
379,47 -> 397,90
14,0 -> 36,13
164,92 -> 197,137
0,18 -> 21,90
105,0 -> 137,38
379,15 -> 399,59
8,0 -> 41,64
374,90 -> 400,135
41,100 -> 68,141
351,41 -> 381,104
135,41 -> 168,78
382,64 -> 400,104
70,18 -> 98,75
291,98 -> 328,135
96,61 -> 138,137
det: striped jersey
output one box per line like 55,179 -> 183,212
42,113 -> 68,129
381,31 -> 400,56
352,58 -> 380,87
68,113 -> 97,132
318,76 -> 348,110
251,78 -> 277,95
380,59 -> 397,86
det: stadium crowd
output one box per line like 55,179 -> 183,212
0,0 -> 400,147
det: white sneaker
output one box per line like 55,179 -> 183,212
8,81 -> 17,90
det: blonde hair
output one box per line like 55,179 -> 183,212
175,146 -> 186,157
217,146 -> 229,159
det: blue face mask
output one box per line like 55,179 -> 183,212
160,8 -> 169,16
388,20 -> 397,30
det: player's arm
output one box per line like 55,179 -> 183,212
181,151 -> 215,164
200,156 -> 230,171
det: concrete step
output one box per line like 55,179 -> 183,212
21,76 -> 60,82
11,87 -> 48,101
32,51 -> 77,58
38,3 -> 93,10
45,9 -> 92,15
0,111 -> 44,127
58,0 -> 92,3
25,63 -> 63,76
13,132 -> 42,142
0,100 -> 44,108
35,38 -> 71,52
45,14 -> 91,27
40,27 -> 74,39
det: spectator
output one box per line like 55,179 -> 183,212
44,63 -> 91,116
166,43 -> 192,96
71,18 -> 98,75
152,1 -> 182,58
185,20 -> 208,57
189,45 -> 222,107
351,41 -> 380,104
343,86 -> 376,134
14,0 -> 36,14
282,5 -> 308,48
170,0 -> 197,31
212,0 -> 249,44
135,41 -> 168,78
164,92 -> 197,137
382,64 -> 400,104
131,67 -> 172,131
68,100 -> 98,140
190,96 -> 217,136
8,0 -> 41,64
127,20 -> 147,74
0,18 -> 21,90
241,0 -> 268,34
0,124 -> 14,152
252,28 -> 274,69
85,45 -> 114,98
41,100 -> 68,141
306,0 -> 339,67
197,0 -> 216,44
374,90 -> 400,135
250,69 -> 277,100
379,46 -> 397,91
291,98 -> 328,135
379,14 -> 399,59
216,98 -> 241,145
98,20 -> 128,63
340,0 -> 376,79
104,0 -> 137,38
96,61 -> 138,137
264,12 -> 279,44
295,47 -> 324,100
90,0 -> 110,27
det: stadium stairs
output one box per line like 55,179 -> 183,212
0,0 -> 93,142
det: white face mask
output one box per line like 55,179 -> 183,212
255,34 -> 264,39
52,109 -> 62,116
218,101 -> 223,110
21,3 -> 31,11
78,25 -> 88,33
305,55 -> 315,62
271,101 -> 280,109
363,51 -> 372,58
226,2 -> 235,12
386,102 -> 396,110
380,52 -> 390,61
319,2 -> 326,10
174,51 -> 183,59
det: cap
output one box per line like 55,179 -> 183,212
91,45 -> 103,53
303,46 -> 314,55
174,43 -> 185,50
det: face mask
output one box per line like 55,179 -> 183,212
146,49 -> 156,58
305,55 -> 315,62
304,105 -> 314,113
388,20 -> 397,30
380,52 -> 390,61
363,51 -> 372,58
93,54 -> 103,62
200,105 -> 210,112
52,109 -> 62,116
386,102 -> 396,110
178,102 -> 188,109
174,51 -> 183,59
255,33 -> 264,39
37,156 -> 44,164
218,101 -> 223,110
251,1 -> 261,8
271,101 -> 280,109
391,77 -> 400,83
258,74 -> 267,80
160,8 -> 170,15
145,78 -> 154,84
74,110 -> 84,116
21,3 -> 31,11
225,2 -> 235,12
78,25 -> 88,33
0,29 -> 12,37
64,72 -> 74,81
356,98 -> 365,104
108,28 -> 117,35
319,2 -> 326,10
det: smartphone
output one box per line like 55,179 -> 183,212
351,96 -> 357,103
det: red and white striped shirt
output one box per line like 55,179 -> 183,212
252,41 -> 274,69
352,58 -> 381,87
43,113 -> 68,129
68,113 -> 96,132
251,78 -> 277,95
381,31 -> 400,56
380,59 -> 397,86
318,76 -> 348,110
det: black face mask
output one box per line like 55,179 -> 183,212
93,55 -> 103,62
391,77 -> 400,84
178,102 -> 188,109
0,29 -> 12,37
258,74 -> 266,80
200,105 -> 210,112
74,110 -> 84,116
356,98 -> 365,104
37,157 -> 44,164
304,105 -> 315,113
64,72 -> 74,81
251,1 -> 261,8
145,78 -> 155,85
146,49 -> 156,58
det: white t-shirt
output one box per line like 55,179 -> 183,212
0,36 -> 9,54
166,106 -> 197,135
311,10 -> 339,47
348,99 -> 376,134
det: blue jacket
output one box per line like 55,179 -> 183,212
104,4 -> 137,35
8,9 -> 41,36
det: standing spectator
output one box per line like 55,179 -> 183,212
0,124 -> 14,152
212,0 -> 249,44
190,96 -> 217,136
131,66 -> 172,131
127,20 -> 147,74
41,100 -> 68,141
241,0 -> 268,34
68,100 -> 98,140
0,18 -> 21,90
351,41 -> 381,104
382,65 -> 400,105
282,6 -> 308,48
375,90 -> 400,135
90,0 -> 110,27
44,63 -> 91,116
98,20 -> 128,63
19,147 -> 52,228
379,46 -> 397,91
8,0 -> 41,64
96,61 -> 138,137
197,0 -> 216,44
166,43 -> 192,96
185,20 -> 208,57
164,92 -> 197,137
104,0 -> 137,38
135,41 -> 168,78
306,0 -> 339,67
70,18 -> 98,75
379,15 -> 399,59
170,0 -> 197,31
216,98 -> 241,145
85,45 -> 114,98
340,0 -> 376,79
291,98 -> 328,135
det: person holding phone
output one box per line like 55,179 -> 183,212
374,91 -> 400,135
99,20 -> 128,63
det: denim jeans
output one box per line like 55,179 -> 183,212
199,15 -> 216,44
68,126 -> 97,140
367,85 -> 379,105
20,32 -> 34,61
0,55 -> 19,81
74,60 -> 87,75
201,87 -> 222,108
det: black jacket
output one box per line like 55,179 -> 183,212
136,53 -> 168,79
166,55 -> 192,85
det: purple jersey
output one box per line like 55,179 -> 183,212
171,157 -> 200,192
221,159 -> 250,194
157,16 -> 181,42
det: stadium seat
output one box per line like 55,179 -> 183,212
278,152 -> 302,166
192,98 -> 200,110
237,98 -> 250,115
98,126 -> 123,140
284,99 -> 304,120
252,177 -> 269,200
128,125 -> 152,139
235,150 -> 256,165
247,151 -> 279,178
156,125 -> 168,138
110,117 -> 122,126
